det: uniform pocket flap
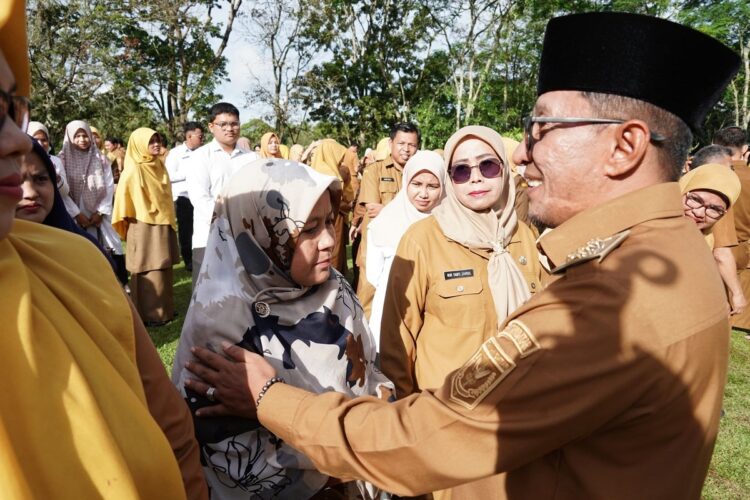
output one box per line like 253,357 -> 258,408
435,276 -> 483,298
379,180 -> 399,193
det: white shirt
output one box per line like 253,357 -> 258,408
186,139 -> 257,248
165,143 -> 195,200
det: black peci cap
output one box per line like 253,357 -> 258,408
537,12 -> 740,131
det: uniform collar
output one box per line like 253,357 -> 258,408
209,138 -> 243,157
538,182 -> 683,268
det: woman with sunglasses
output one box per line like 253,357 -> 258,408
379,127 -> 542,435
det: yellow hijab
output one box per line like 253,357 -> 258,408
374,137 -> 390,161
279,143 -> 290,159
310,138 -> 355,203
112,128 -> 176,239
259,132 -> 283,158
1,6 -> 185,497
679,162 -> 741,248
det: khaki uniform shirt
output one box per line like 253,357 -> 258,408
355,157 -> 403,268
259,183 -> 729,500
711,207 -> 738,249
381,216 -> 542,397
729,160 -> 750,328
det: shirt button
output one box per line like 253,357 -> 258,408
519,256 -> 527,265
457,285 -> 465,292
531,282 -> 536,289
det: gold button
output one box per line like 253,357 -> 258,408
519,256 -> 527,265
457,285 -> 465,292
531,283 -> 536,289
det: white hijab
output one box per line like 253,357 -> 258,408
369,150 -> 446,248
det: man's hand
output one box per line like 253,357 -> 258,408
75,213 -> 91,228
365,203 -> 383,218
184,342 -> 277,418
89,212 -> 103,227
730,290 -> 748,316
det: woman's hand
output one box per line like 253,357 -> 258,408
184,342 -> 277,418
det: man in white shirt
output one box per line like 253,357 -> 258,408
165,121 -> 204,273
186,102 -> 257,284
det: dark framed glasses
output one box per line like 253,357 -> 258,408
522,116 -> 665,159
449,157 -> 504,184
0,88 -> 30,131
684,192 -> 726,219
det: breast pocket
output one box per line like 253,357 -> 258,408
379,180 -> 398,203
428,276 -> 486,330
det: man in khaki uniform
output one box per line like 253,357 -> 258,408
187,12 -> 740,499
354,122 -> 420,316
714,127 -> 750,331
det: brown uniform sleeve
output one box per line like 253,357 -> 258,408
130,299 -> 209,500
258,274 -> 659,496
379,234 -> 428,398
712,208 -> 738,248
357,163 -> 382,205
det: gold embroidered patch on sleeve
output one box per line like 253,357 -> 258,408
450,337 -> 516,410
498,320 -> 540,358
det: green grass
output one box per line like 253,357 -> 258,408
146,262 -> 193,371
703,331 -> 750,499
147,259 -> 750,498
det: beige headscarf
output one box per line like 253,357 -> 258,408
289,144 -> 304,162
432,125 -> 531,324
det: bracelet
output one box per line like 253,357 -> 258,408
256,376 -> 285,408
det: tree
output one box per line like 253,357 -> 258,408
296,0 -> 439,147
242,0 -> 312,140
116,0 -> 243,141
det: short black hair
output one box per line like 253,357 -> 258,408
713,126 -> 747,151
690,144 -> 733,170
105,136 -> 122,146
208,102 -> 240,123
390,122 -> 421,145
183,121 -> 204,134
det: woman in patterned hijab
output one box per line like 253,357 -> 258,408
173,158 -> 392,499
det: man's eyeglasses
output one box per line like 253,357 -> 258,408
449,157 -> 504,184
212,121 -> 240,130
0,88 -> 30,131
684,192 -> 726,220
522,116 -> 665,159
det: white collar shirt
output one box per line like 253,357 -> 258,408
186,139 -> 258,248
165,143 -> 195,200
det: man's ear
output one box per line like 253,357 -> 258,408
603,119 -> 650,178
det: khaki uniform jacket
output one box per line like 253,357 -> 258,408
355,157 -> 403,269
258,183 -> 729,500
381,216 -> 542,397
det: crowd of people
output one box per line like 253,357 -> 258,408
3,2 -> 749,499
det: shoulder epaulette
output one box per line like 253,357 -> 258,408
551,229 -> 630,274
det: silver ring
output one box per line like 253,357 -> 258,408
206,386 -> 216,402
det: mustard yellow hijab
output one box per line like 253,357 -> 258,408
374,137 -> 390,161
310,138 -> 354,202
112,128 -> 177,239
1,4 -> 185,498
259,132 -> 283,158
679,162 -> 741,248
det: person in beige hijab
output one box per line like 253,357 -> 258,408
310,138 -> 357,274
379,127 -> 543,500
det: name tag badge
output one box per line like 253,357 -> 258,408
381,177 -> 395,182
444,269 -> 474,280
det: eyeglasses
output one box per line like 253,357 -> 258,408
449,157 -> 504,184
522,116 -> 665,159
684,192 -> 726,220
212,121 -> 240,130
0,88 -> 30,131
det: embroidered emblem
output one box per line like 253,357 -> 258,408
551,230 -> 630,274
498,320 -> 540,358
450,337 -> 515,410
254,302 -> 271,318
444,269 -> 474,280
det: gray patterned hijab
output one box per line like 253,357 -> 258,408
172,158 -> 391,499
